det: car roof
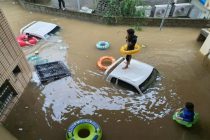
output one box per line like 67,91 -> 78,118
108,57 -> 154,88
20,21 -> 59,39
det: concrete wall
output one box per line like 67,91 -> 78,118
0,9 -> 32,122
0,124 -> 17,140
25,0 -> 50,4
200,35 -> 210,55
18,0 -> 210,27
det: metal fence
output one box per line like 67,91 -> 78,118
21,0 -> 210,19
48,0 -> 98,11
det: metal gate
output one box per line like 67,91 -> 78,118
0,80 -> 17,116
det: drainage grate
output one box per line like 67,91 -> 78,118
35,61 -> 70,84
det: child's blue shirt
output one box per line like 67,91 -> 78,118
180,107 -> 195,122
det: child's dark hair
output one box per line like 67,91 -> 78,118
185,102 -> 194,112
127,28 -> 135,36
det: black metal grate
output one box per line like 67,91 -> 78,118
95,0 -> 109,15
0,80 -> 17,115
35,61 -> 70,84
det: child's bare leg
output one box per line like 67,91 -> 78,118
123,60 -> 129,69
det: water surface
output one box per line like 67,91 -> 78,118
1,1 -> 210,140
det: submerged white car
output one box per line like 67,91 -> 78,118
104,57 -> 158,95
20,21 -> 60,40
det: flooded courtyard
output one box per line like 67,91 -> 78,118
1,0 -> 210,140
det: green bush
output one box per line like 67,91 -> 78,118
120,0 -> 136,16
105,0 -> 145,17
105,0 -> 121,17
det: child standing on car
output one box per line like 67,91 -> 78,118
123,28 -> 138,69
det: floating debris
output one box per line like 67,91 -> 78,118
18,128 -> 23,131
27,55 -> 48,65
35,61 -> 70,84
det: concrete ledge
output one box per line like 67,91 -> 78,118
0,123 -> 17,140
18,0 -> 210,27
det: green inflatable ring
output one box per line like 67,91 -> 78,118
66,119 -> 102,140
172,110 -> 199,127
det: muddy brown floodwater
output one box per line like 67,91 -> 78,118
1,0 -> 210,140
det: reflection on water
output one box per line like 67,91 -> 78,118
41,75 -> 177,123
30,35 -> 178,124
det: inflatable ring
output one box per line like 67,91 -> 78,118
120,44 -> 141,55
172,109 -> 199,127
96,41 -> 110,50
97,56 -> 115,71
16,34 -> 38,47
66,119 -> 102,140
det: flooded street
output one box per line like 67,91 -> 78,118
1,0 -> 210,140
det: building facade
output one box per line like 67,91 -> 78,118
0,9 -> 32,122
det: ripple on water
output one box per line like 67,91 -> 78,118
32,73 -> 178,123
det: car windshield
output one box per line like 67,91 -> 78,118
117,79 -> 139,93
139,68 -> 158,93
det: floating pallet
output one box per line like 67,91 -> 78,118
35,61 -> 70,84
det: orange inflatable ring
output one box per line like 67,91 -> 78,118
97,56 -> 115,71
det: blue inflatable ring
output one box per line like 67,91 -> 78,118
96,41 -> 110,50
66,119 -> 102,140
